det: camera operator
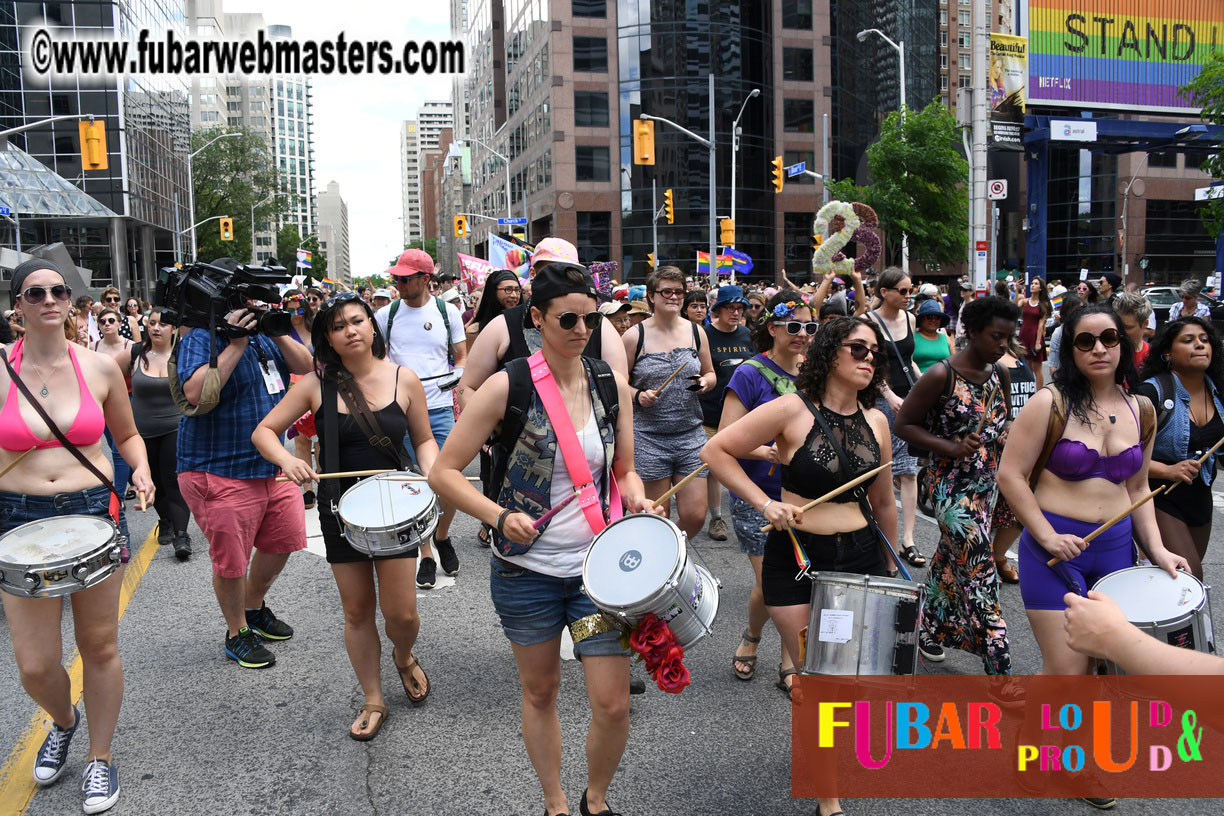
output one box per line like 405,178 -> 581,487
176,304 -> 312,670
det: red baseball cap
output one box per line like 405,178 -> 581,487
387,248 -> 434,278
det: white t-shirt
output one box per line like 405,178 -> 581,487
376,297 -> 466,410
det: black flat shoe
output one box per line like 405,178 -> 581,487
580,788 -> 621,816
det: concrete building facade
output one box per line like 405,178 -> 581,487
316,180 -> 349,285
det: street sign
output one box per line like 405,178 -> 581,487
988,179 -> 1008,200
1194,186 -> 1224,201
497,217 -> 528,226
786,162 -> 806,178
0,207 -> 10,216
976,241 -> 988,252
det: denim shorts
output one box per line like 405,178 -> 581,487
877,398 -> 919,477
0,485 -> 125,541
489,557 -> 628,656
729,495 -> 768,556
403,406 -> 454,467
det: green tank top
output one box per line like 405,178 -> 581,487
912,330 -> 951,375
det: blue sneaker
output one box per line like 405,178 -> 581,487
224,627 -> 276,669
33,705 -> 79,785
81,758 -> 120,814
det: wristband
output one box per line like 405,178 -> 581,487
634,389 -> 643,406
761,499 -> 774,514
495,507 -> 512,537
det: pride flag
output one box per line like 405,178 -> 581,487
1051,293 -> 1063,310
696,251 -> 733,275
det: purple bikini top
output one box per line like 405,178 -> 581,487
1045,395 -> 1143,484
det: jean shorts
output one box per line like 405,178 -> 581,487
489,557 -> 628,656
0,484 -> 125,540
877,398 -> 919,477
729,495 -> 767,556
403,405 -> 454,467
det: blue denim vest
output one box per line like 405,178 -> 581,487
1146,372 -> 1224,487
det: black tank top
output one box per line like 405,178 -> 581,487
781,404 -> 881,502
316,370 -> 409,499
873,311 -> 916,397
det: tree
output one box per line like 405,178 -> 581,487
399,239 -> 438,264
191,127 -> 282,264
826,99 -> 969,268
1181,51 -> 1224,239
273,225 -> 327,279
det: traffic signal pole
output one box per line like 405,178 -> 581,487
652,178 -> 658,267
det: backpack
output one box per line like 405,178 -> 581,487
504,302 -> 603,364
386,296 -> 454,367
1148,370 -> 1178,431
485,355 -> 620,500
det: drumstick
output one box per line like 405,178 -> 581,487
652,463 -> 709,508
759,460 -> 891,532
532,491 -> 579,530
974,383 -> 997,436
652,360 -> 690,396
138,490 -> 147,512
274,468 -> 396,482
0,446 -> 34,479
1164,436 -> 1224,495
1045,486 -> 1166,567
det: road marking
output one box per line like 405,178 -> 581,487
0,526 -> 160,815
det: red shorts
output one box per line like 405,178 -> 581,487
178,472 -> 307,578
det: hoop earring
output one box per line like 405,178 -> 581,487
1162,354 -> 1171,363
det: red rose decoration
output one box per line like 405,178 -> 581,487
654,657 -> 691,694
629,613 -> 671,659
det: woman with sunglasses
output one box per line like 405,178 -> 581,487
896,297 -> 1020,675
624,266 -> 716,539
865,266 -> 922,572
714,289 -> 812,692
120,298 -> 142,341
0,260 -> 154,815
253,291 -> 437,741
746,291 -> 767,324
429,264 -> 655,816
1133,316 -> 1224,580
72,295 -> 95,347
99,287 -> 123,330
1016,276 -> 1052,389
999,304 -> 1187,679
1075,279 -> 1100,305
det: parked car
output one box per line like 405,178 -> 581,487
1142,285 -> 1224,335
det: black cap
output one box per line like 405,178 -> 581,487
529,262 -> 600,307
1101,272 -> 1122,290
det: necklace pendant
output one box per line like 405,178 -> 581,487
39,385 -> 49,398
1109,414 -> 1116,424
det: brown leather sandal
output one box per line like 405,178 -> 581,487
995,558 -> 1020,584
393,648 -> 430,704
349,703 -> 388,741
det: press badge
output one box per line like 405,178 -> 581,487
261,363 -> 285,395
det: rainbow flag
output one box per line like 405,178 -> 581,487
696,251 -> 733,275
1051,293 -> 1063,310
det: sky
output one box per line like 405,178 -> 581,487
226,2 -> 455,279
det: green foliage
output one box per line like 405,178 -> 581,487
191,128 -> 283,264
352,275 -> 389,291
401,239 -> 438,263
274,225 -> 327,279
824,100 -> 969,268
1181,51 -> 1224,239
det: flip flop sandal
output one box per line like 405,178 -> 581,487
775,664 -> 798,698
733,629 -> 761,681
477,523 -> 492,547
393,648 -> 430,704
349,703 -> 388,741
901,545 -> 928,568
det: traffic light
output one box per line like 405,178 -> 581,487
664,188 -> 674,224
812,233 -> 825,252
647,252 -> 655,270
633,120 -> 655,165
219,217 -> 233,241
771,156 -> 784,193
720,218 -> 735,247
79,120 -> 108,170
454,215 -> 467,237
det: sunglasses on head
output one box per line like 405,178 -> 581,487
1072,328 -> 1121,352
324,291 -> 362,310
842,341 -> 881,365
19,284 -> 72,305
772,320 -> 818,336
551,311 -> 603,331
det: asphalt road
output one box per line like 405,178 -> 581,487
2,467 -> 1223,816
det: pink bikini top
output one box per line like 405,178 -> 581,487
1045,394 -> 1143,484
0,339 -> 106,451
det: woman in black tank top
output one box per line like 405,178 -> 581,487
254,294 -> 438,741
702,317 -> 896,816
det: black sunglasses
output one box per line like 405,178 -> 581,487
885,286 -> 912,296
552,311 -> 602,331
99,317 -> 118,325
772,320 -> 819,336
324,291 -> 362,310
20,284 -> 72,305
103,295 -> 121,303
1073,328 -> 1121,352
842,342 -> 881,365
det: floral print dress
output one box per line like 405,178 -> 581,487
921,365 -> 1012,674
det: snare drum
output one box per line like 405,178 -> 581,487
335,475 -> 438,557
1091,565 -> 1215,675
803,572 -> 925,676
582,513 -> 720,648
0,516 -> 123,598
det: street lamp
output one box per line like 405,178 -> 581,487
730,88 -> 761,245
187,131 -> 242,260
459,137 -> 512,221
251,194 -> 275,265
857,28 -> 909,273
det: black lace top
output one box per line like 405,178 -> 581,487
780,404 -> 881,502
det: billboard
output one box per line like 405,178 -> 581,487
990,33 -> 1027,149
1027,0 -> 1222,112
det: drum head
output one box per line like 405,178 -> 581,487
0,516 -> 115,565
337,477 -> 434,529
584,514 -> 682,607
1092,566 -> 1205,622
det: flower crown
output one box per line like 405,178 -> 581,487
767,297 -> 808,323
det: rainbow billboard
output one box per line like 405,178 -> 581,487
1027,0 -> 1222,112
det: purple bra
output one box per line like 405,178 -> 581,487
1045,395 -> 1143,484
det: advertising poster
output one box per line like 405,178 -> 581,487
989,33 -> 1027,149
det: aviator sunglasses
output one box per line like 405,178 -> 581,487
772,320 -> 819,336
841,342 -> 881,365
551,311 -> 603,331
20,284 -> 73,305
1072,328 -> 1121,353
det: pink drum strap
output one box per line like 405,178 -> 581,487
528,352 -> 617,536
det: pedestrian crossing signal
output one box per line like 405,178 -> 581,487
219,217 -> 233,241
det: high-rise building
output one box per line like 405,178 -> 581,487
0,0 -> 191,297
316,180 -> 350,285
400,99 -> 454,250
938,0 -> 1016,113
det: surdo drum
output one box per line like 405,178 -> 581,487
334,475 -> 439,557
803,572 -> 925,675
582,513 -> 720,648
0,515 -> 123,598
1091,565 -> 1215,675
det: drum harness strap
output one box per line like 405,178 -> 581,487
799,394 -> 911,583
0,348 -> 129,562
